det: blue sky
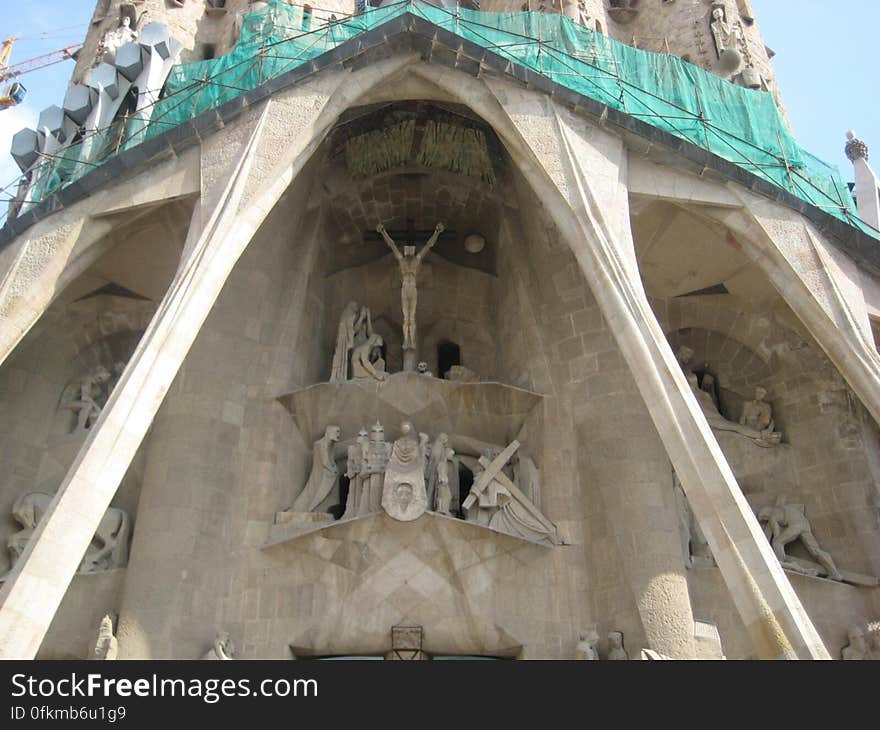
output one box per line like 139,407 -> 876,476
0,1 -> 877,197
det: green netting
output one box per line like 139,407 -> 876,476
25,0 -> 875,239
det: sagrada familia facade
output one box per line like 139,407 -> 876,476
0,0 -> 879,660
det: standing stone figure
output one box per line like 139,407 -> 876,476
425,433 -> 450,509
435,448 -> 455,516
607,631 -> 628,661
575,628 -> 600,660
92,614 -> 118,660
364,422 -> 392,512
289,426 -> 341,513
376,222 -> 445,369
673,471 -> 714,568
382,421 -> 428,522
342,427 -> 370,519
330,302 -> 372,382
757,496 -> 843,581
202,632 -> 235,660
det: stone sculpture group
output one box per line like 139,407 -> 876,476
282,421 -> 559,545
676,346 -> 782,447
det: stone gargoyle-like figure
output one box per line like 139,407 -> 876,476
4,492 -> 130,580
757,496 -> 843,582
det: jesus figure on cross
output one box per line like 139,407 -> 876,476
376,221 -> 445,369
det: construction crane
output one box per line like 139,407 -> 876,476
0,37 -> 83,111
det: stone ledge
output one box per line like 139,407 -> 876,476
277,372 -> 544,446
262,509 -> 554,550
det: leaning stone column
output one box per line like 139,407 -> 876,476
0,105 -> 274,659
530,104 -> 828,659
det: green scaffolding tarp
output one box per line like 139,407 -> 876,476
27,0 -> 873,238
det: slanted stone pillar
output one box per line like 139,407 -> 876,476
0,105 -> 275,659
523,104 -> 828,659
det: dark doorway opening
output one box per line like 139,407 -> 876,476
438,341 -> 461,379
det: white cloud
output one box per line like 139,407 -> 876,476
0,101 -> 38,198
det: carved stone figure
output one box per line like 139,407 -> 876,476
351,334 -> 387,381
757,496 -> 843,582
342,427 -> 370,519
575,0 -> 591,28
425,432 -> 450,510
79,505 -> 132,574
377,222 -> 444,368
710,5 -> 736,56
676,346 -> 781,447
435,448 -> 455,516
330,301 -> 372,382
607,631 -> 628,661
92,614 -> 118,660
740,387 -> 775,433
98,16 -> 139,59
841,626 -> 870,660
382,421 -> 428,521
575,627 -> 599,660
363,422 -> 392,513
289,426 -> 341,513
673,471 -> 715,568
700,371 -> 719,409
202,632 -> 235,660
5,492 -> 130,578
514,455 -> 541,507
464,447 -> 510,526
61,366 -> 112,433
416,362 -> 433,377
464,443 -> 559,544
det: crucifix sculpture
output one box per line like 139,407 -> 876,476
375,220 -> 445,371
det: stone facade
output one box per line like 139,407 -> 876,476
0,1 -> 878,660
